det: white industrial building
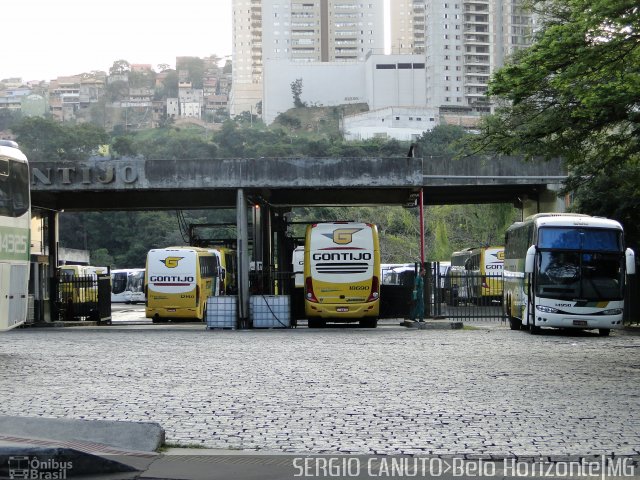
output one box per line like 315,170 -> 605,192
263,53 -> 426,125
342,106 -> 439,141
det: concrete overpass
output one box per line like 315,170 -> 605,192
30,155 -> 566,211
29,154 -> 566,326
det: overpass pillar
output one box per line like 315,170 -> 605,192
522,184 -> 566,218
236,189 -> 250,329
47,210 -> 59,323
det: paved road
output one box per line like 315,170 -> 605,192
2,307 -> 640,459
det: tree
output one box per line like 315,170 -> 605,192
109,59 -> 130,76
464,0 -> 640,244
11,117 -> 108,161
291,78 -> 305,108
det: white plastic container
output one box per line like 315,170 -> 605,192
250,295 -> 290,328
206,296 -> 237,329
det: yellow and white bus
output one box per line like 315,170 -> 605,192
145,247 -> 219,322
208,247 -> 237,295
304,222 -> 381,328
464,246 -> 504,304
0,141 -> 30,331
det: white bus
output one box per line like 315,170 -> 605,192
111,268 -> 146,303
292,246 -> 305,288
0,141 -> 30,331
504,213 -> 635,335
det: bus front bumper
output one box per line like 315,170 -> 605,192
305,301 -> 379,320
534,313 -> 624,330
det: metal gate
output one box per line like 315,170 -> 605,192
427,265 -> 505,322
53,272 -> 111,322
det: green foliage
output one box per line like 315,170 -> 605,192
277,113 -> 301,129
130,127 -> 217,160
0,109 -> 21,131
109,60 -> 130,76
415,125 -> 468,156
12,117 -> 109,161
291,78 -> 305,108
112,136 -> 137,157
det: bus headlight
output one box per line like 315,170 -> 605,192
536,305 -> 559,313
602,308 -> 622,315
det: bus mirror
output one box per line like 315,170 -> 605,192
626,248 -> 636,275
525,245 -> 537,274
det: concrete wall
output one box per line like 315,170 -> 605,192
343,106 -> 438,141
262,59 -> 366,124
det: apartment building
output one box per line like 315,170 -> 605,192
391,0 -> 534,115
231,0 -> 385,116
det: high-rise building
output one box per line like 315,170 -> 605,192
231,0 -> 385,116
390,0 -> 534,115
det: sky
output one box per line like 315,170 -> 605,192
3,0 -> 233,81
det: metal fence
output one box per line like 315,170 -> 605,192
52,273 -> 111,322
427,267 -> 505,322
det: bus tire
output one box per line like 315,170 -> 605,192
308,318 -> 322,328
152,314 -> 161,324
508,317 -> 521,331
360,318 -> 378,328
529,323 -> 541,335
598,329 -> 610,337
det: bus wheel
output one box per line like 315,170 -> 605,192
152,314 -> 161,324
308,318 -> 323,328
599,329 -> 611,337
508,317 -> 521,331
360,318 -> 378,328
529,323 -> 541,335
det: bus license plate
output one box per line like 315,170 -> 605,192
167,308 -> 176,312
573,320 -> 587,326
336,307 -> 349,313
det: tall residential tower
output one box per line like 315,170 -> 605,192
231,0 -> 385,116
390,0 -> 534,115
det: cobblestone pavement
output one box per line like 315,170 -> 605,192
2,312 -> 640,458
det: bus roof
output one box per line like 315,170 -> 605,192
0,144 -> 28,162
516,214 -> 623,230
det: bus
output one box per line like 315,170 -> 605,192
111,268 -> 145,303
145,247 -> 219,322
304,222 -> 381,328
447,249 -> 472,305
208,247 -> 237,295
463,246 -> 504,304
0,141 -> 30,331
292,246 -> 305,288
503,213 -> 635,335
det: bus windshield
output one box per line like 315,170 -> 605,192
537,227 -> 624,300
538,227 -> 622,252
0,158 -> 29,218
